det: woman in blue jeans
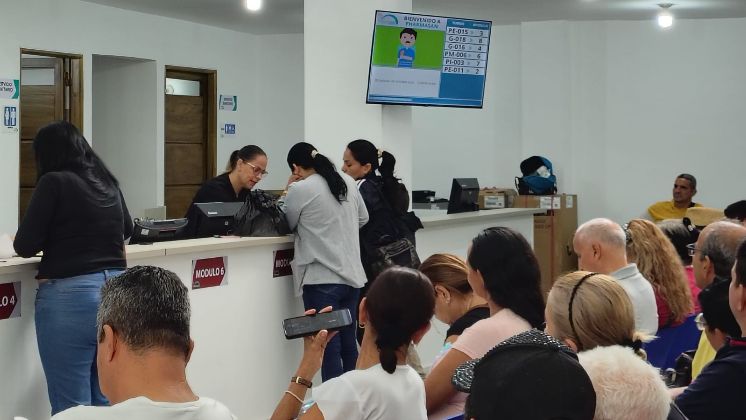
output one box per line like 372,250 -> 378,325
14,121 -> 133,414
281,142 -> 369,381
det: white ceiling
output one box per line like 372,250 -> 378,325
80,0 -> 746,35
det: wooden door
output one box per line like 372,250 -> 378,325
164,69 -> 216,219
19,57 -> 63,221
18,52 -> 83,222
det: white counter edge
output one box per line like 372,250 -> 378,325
418,208 -> 544,228
0,235 -> 294,276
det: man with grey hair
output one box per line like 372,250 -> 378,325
686,220 -> 746,380
52,265 -> 235,420
573,218 -> 658,334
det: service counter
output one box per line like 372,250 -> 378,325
0,208 -> 540,420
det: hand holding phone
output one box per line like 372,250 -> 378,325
283,308 -> 353,340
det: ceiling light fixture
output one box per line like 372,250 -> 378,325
657,3 -> 674,29
246,0 -> 262,12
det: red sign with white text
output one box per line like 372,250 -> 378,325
273,248 -> 294,278
192,257 -> 227,290
0,282 -> 21,320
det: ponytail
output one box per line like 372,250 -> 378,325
346,140 -> 408,213
365,267 -> 435,374
287,142 -> 347,202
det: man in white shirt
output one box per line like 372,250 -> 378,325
573,218 -> 658,334
53,265 -> 235,420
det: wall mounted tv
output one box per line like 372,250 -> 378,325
366,10 -> 492,108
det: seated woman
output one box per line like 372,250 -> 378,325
184,145 -> 267,237
657,218 -> 702,313
625,219 -> 694,329
424,227 -> 545,419
270,267 -> 435,420
545,271 -> 671,420
419,253 -> 489,344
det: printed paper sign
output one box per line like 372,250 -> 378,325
539,196 -> 553,209
0,79 -> 19,99
483,195 -> 505,209
219,94 -> 238,111
192,256 -> 228,289
0,282 -> 21,320
273,248 -> 294,278
566,196 -> 574,209
552,196 -> 561,209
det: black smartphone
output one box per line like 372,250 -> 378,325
283,308 -> 353,340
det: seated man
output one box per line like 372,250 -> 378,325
674,241 -> 746,420
647,174 -> 702,222
725,200 -> 746,226
688,221 -> 746,379
53,265 -> 236,419
574,218 -> 658,334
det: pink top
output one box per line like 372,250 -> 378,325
686,265 -> 702,313
427,308 -> 531,420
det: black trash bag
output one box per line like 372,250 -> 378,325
232,190 -> 290,237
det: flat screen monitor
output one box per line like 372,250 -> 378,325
192,202 -> 244,238
447,178 -> 479,214
129,218 -> 188,244
366,10 -> 492,108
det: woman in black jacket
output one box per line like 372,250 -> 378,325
14,121 -> 133,415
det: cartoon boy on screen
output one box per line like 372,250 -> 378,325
396,28 -> 417,68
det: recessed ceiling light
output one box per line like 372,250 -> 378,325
657,3 -> 674,29
246,0 -> 261,12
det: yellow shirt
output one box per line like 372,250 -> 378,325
691,331 -> 717,379
647,200 -> 702,222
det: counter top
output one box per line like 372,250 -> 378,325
418,208 -> 543,228
0,235 -> 294,276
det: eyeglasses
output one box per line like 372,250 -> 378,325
695,312 -> 707,331
244,161 -> 269,177
687,243 -> 700,257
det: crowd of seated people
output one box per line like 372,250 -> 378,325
28,144 -> 744,420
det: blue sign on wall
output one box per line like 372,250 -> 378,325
3,106 -> 17,127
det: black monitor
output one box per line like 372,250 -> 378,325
130,218 -> 189,244
447,178 -> 480,214
191,202 -> 244,238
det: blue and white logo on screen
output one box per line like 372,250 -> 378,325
378,13 -> 399,26
3,106 -> 17,127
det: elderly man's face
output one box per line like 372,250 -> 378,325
573,235 -> 599,272
673,177 -> 695,205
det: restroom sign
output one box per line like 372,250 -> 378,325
191,256 -> 228,289
4,106 -> 17,127
0,79 -> 19,99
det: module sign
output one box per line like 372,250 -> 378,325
0,282 -> 21,320
191,256 -> 228,289
273,248 -> 294,278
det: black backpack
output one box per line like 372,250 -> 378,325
515,155 -> 558,195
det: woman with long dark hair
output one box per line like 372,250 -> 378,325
14,121 -> 133,415
271,267 -> 434,420
424,226 -> 545,419
342,139 -> 421,341
281,142 -> 369,381
184,145 -> 267,237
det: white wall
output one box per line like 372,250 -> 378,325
252,34 -> 305,189
411,15 -> 746,223
92,56 -> 158,218
412,24 -> 523,197
0,0 -> 261,234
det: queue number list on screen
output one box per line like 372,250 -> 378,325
366,10 -> 492,108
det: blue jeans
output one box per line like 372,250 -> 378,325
35,269 -> 123,415
302,284 -> 360,382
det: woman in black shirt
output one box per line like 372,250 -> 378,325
184,145 -> 268,237
14,121 -> 132,415
419,253 -> 490,344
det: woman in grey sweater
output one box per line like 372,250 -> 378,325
281,142 -> 369,381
